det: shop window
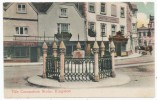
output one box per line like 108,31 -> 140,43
13,47 -> 29,58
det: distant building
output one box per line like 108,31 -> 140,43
137,15 -> 154,47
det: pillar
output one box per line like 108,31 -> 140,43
100,41 -> 105,57
93,41 -> 99,82
42,42 -> 48,78
110,40 -> 116,78
59,41 -> 66,82
52,41 -> 57,57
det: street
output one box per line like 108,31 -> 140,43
4,55 -> 155,89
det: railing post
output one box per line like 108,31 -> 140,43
93,41 -> 99,82
59,41 -> 66,82
42,41 -> 48,78
52,41 -> 57,57
100,41 -> 105,57
110,40 -> 116,77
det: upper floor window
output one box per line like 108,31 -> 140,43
111,5 -> 117,17
100,3 -> 106,14
88,22 -> 96,37
143,32 -> 146,36
88,3 -> 95,13
101,23 -> 106,37
60,8 -> 68,17
111,25 -> 116,36
120,7 -> 125,17
120,26 -> 125,35
15,27 -> 28,35
57,23 -> 70,33
139,32 -> 141,37
17,4 -> 26,13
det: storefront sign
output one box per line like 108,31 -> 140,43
4,41 -> 38,47
96,15 -> 119,23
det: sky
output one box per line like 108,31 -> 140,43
135,2 -> 154,28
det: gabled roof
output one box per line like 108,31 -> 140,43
3,2 -> 12,11
32,2 -> 53,13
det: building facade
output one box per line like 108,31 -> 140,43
137,15 -> 154,47
76,2 -> 138,56
3,2 -> 138,62
38,3 -> 86,56
3,3 -> 39,62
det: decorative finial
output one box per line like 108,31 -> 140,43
78,33 -> 79,42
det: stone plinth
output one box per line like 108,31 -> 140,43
72,50 -> 85,58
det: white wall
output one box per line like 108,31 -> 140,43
3,3 -> 38,41
38,3 -> 86,41
86,2 -> 127,41
4,3 -> 37,19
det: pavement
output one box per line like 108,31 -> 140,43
27,73 -> 130,88
4,53 -> 143,67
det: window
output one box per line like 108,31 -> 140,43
89,22 -> 95,31
100,3 -> 106,14
120,7 -> 125,17
101,23 -> 106,37
88,22 -> 96,37
13,47 -> 29,58
15,27 -> 28,35
17,4 -> 26,13
57,23 -> 70,33
139,32 -> 141,37
60,8 -> 68,17
89,3 -> 95,13
111,5 -> 117,17
143,32 -> 146,36
120,26 -> 125,35
111,25 -> 116,36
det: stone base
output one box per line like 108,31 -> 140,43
111,71 -> 116,78
42,73 -> 46,78
59,76 -> 65,82
94,75 -> 99,82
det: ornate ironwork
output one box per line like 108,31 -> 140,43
46,56 -> 60,80
99,56 -> 112,79
64,57 -> 94,81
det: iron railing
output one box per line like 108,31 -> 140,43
46,56 -> 60,80
64,57 -> 94,81
99,56 -> 112,79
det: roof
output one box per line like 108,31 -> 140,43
32,2 -> 53,13
3,2 -> 12,10
3,2 -> 53,13
131,3 -> 138,11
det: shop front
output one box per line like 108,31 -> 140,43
109,31 -> 128,57
4,41 -> 39,62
